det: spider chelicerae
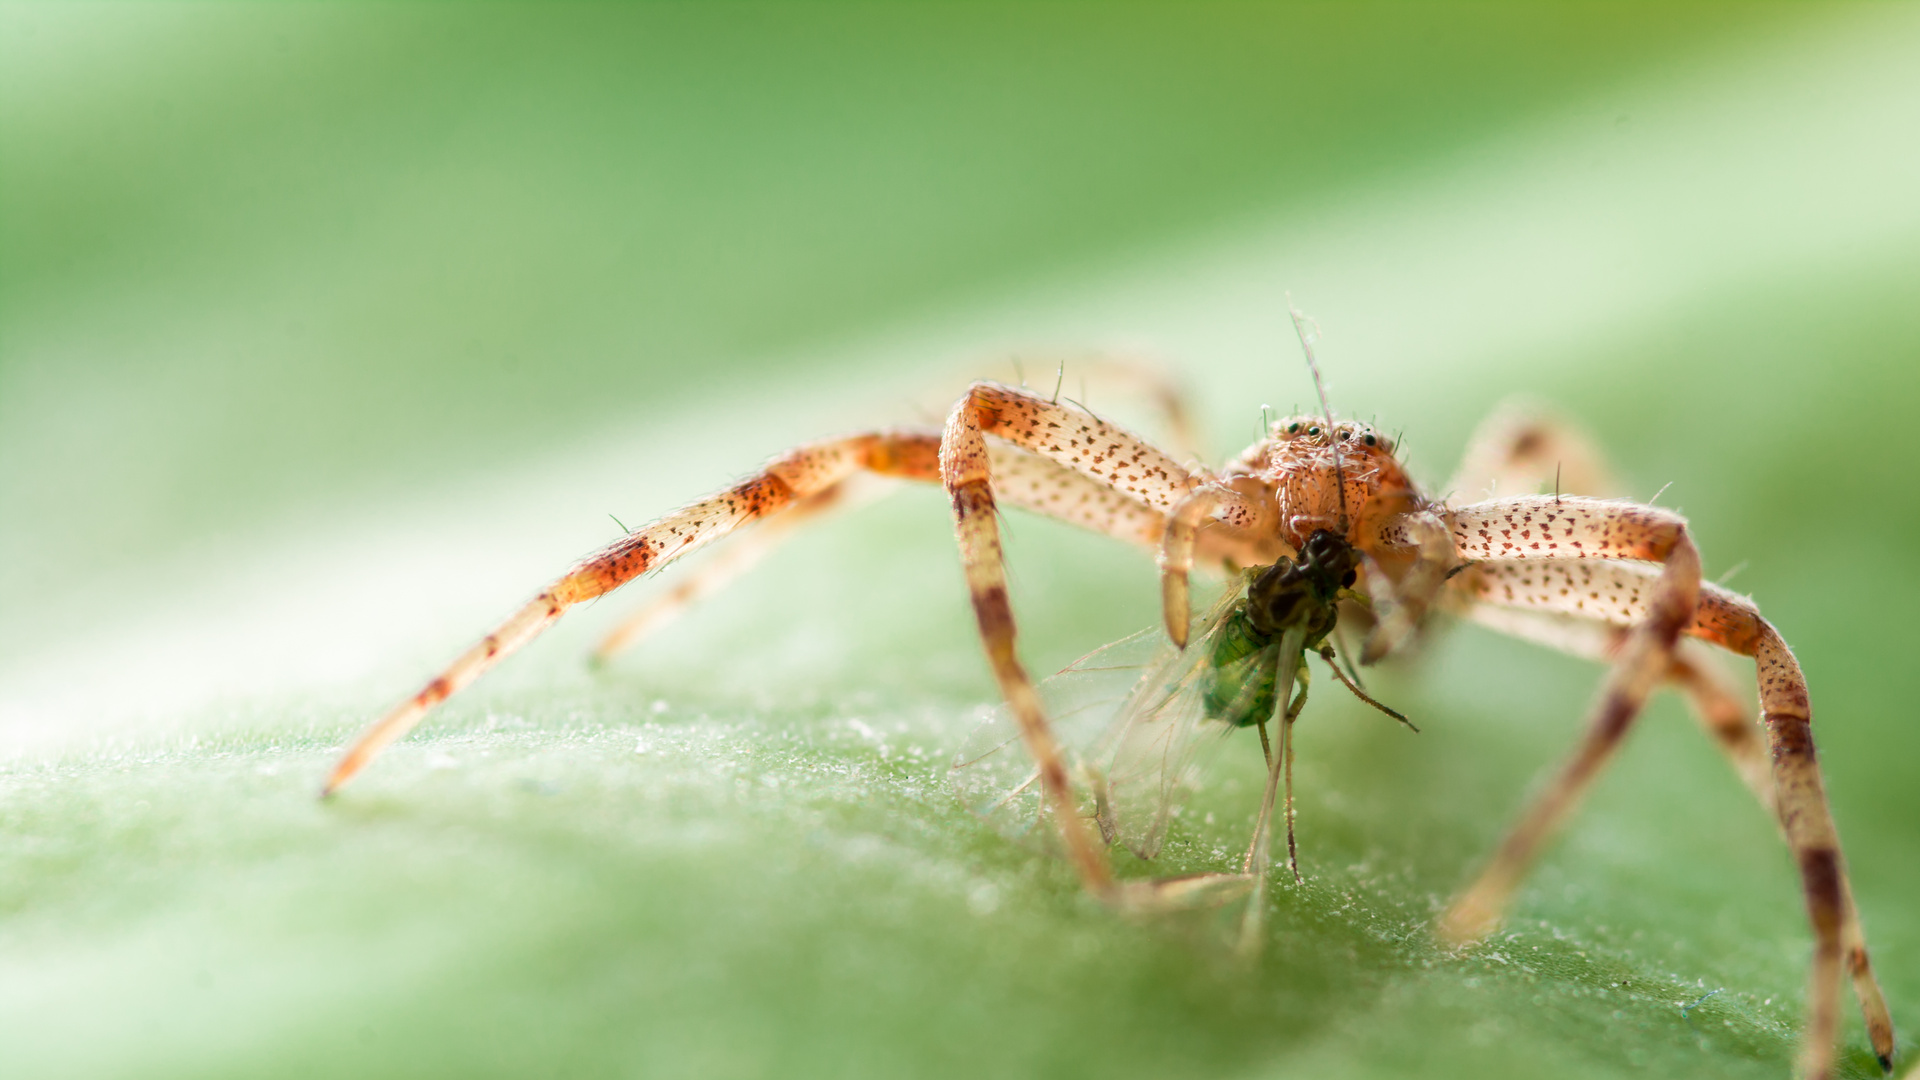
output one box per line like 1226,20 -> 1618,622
323,329 -> 1894,1080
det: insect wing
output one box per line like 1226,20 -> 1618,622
949,626 -> 1169,848
1089,601 -> 1247,860
950,591 -> 1246,859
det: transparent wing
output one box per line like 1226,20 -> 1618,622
1091,595 -> 1256,860
949,625 -> 1168,848
950,590 -> 1246,859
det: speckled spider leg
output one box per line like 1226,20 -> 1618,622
596,362 -> 1205,662
592,479 -> 875,661
1356,502 -> 1452,664
1465,605 -> 1775,809
324,429 -> 949,795
942,381 -> 1213,903
592,435 -> 1174,661
1444,398 -> 1621,504
1366,401 -> 1617,666
1031,352 -> 1206,464
1457,561 -> 1894,1076
1159,484 -> 1272,647
1443,405 -> 1891,1074
1435,496 -> 1702,946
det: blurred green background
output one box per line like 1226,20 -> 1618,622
3,4 -> 1918,1078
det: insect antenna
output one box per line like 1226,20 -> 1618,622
1287,295 -> 1348,533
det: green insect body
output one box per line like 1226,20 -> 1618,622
1201,604 -> 1283,728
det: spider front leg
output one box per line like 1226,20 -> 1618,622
1158,482 -> 1273,647
323,429 -> 946,795
595,436 -> 1174,662
945,382 -> 1256,909
592,478 -> 874,662
941,384 -> 1170,902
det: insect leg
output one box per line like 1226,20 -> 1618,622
1316,644 -> 1415,730
1281,660 -> 1307,884
1236,629 -> 1308,953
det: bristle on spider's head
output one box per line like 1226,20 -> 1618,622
1286,295 -> 1348,532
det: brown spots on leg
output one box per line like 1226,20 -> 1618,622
860,430 -> 943,481
418,677 -> 451,706
1440,528 -> 1700,946
1448,496 -> 1686,564
331,428 -> 951,795
942,386 -> 1116,899
1456,550 -> 1894,1073
958,381 -> 1194,509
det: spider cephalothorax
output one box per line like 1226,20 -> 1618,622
1223,416 -> 1424,553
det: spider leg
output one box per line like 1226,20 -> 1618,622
1464,604 -> 1771,809
942,388 -> 1126,900
1359,505 -> 1454,663
1436,497 -> 1701,948
945,382 -> 1270,909
325,429 -> 950,795
1069,354 -> 1205,464
330,415 -> 1196,797
1457,562 -> 1894,1077
1159,484 -> 1272,647
593,478 -> 875,661
1446,398 -> 1622,504
593,428 -> 1172,661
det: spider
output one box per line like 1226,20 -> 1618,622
323,339 -> 1893,1080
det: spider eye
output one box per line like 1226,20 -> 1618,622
1307,426 -> 1320,436
1337,430 -> 1349,441
1363,434 -> 1377,446
1286,423 -> 1300,435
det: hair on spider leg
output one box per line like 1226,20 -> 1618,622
1647,480 -> 1675,505
1062,395 -> 1107,426
609,513 -> 633,535
1714,560 -> 1749,586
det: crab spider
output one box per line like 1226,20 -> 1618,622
324,369 -> 1893,1080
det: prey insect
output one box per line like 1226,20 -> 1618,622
326,327 -> 1894,1080
952,527 -> 1413,950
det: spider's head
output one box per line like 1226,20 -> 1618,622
1238,416 -> 1419,548
1270,416 -> 1394,456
